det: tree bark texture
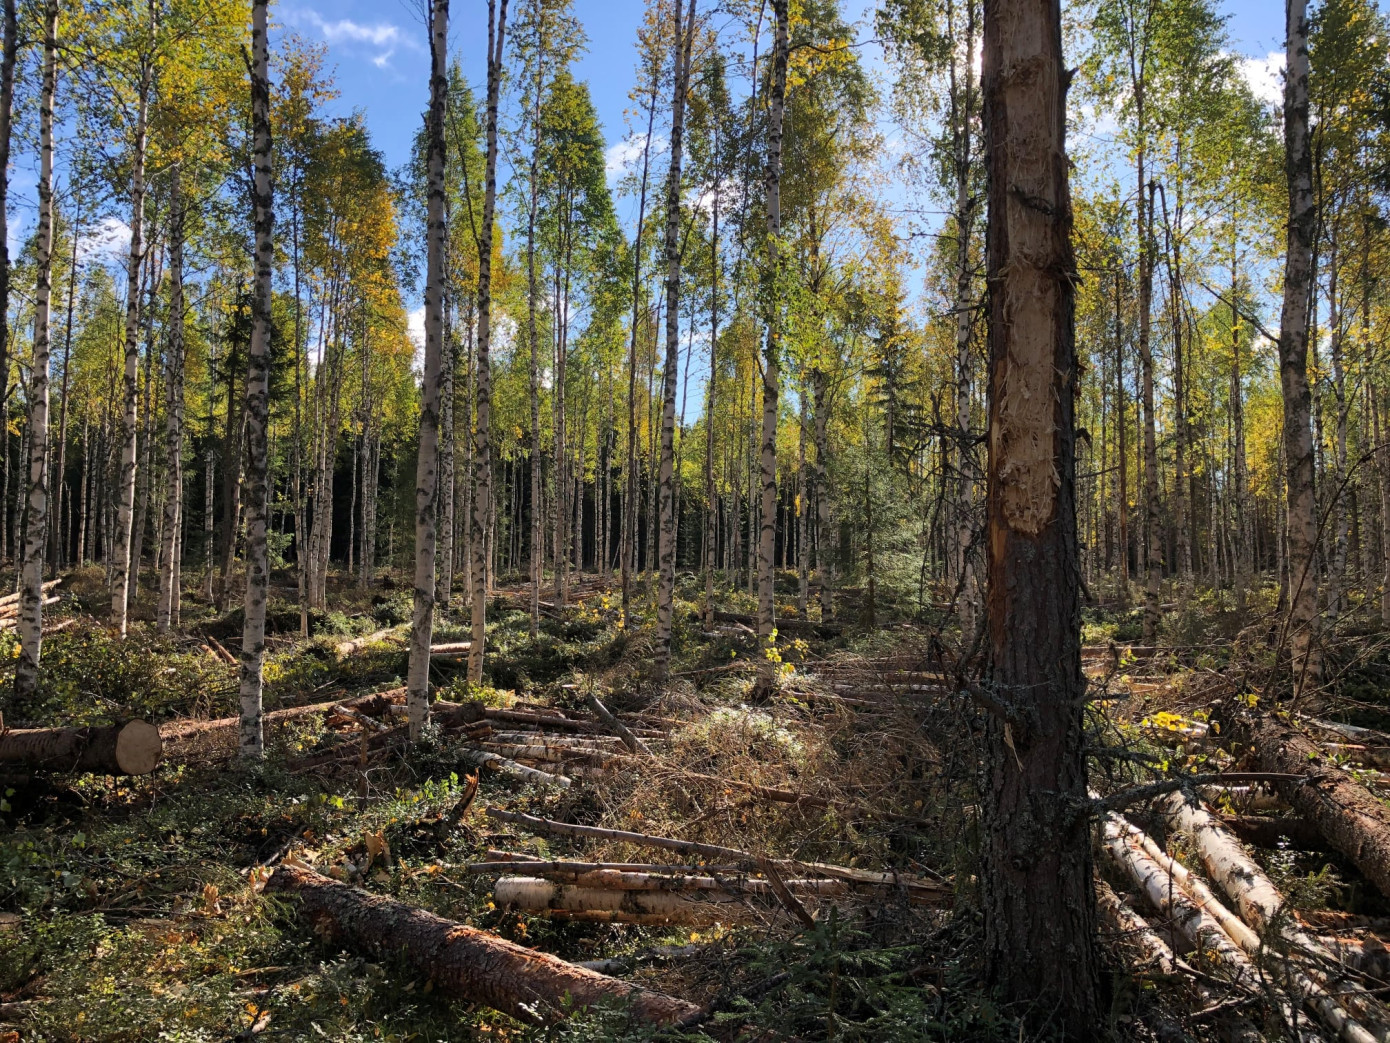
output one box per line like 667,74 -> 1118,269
264,862 -> 699,1025
14,0 -> 56,698
978,0 -> 1098,1032
238,0 -> 274,761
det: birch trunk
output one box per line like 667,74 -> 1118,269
238,0 -> 274,761
753,0 -> 788,698
0,0 -> 13,572
111,43 -> 153,638
702,139 -> 720,628
1280,0 -> 1320,691
469,0 -> 508,684
407,0 -> 449,740
14,0 -> 56,698
979,0 -> 1098,1028
157,166 -> 186,632
655,0 -> 695,678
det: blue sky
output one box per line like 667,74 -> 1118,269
276,0 -> 1294,179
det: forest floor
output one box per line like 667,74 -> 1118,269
2,568 -> 1389,1042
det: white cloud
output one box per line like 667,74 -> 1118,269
407,305 -> 425,347
77,216 -> 133,266
1238,51 -> 1284,106
282,8 -> 421,69
605,133 -> 668,177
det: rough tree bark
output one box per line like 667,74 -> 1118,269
655,0 -> 695,678
468,0 -> 508,685
238,0 -> 274,762
13,0 -> 56,699
0,0 -> 13,575
0,719 -> 161,776
979,0 -> 1098,1032
754,0 -> 788,698
407,0 -> 449,739
1279,0 -> 1319,691
264,862 -> 698,1025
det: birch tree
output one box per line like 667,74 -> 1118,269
14,0 -> 58,698
407,0 -> 450,739
238,0 -> 274,761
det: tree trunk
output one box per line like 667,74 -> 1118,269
469,0 -> 507,685
157,167 -> 186,633
979,0 -> 1098,1032
754,0 -> 788,698
13,0 -> 56,698
111,42 -> 152,638
1280,0 -> 1319,691
1138,175 -> 1162,645
655,0 -> 695,678
0,719 -> 161,776
51,195 -> 80,577
407,0 -> 449,740
264,862 -> 698,1025
238,0 -> 274,762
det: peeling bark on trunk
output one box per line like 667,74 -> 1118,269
979,0 -> 1098,1032
407,0 -> 449,739
238,2 -> 274,761
1280,0 -> 1319,691
264,862 -> 698,1025
754,0 -> 788,699
469,0 -> 507,685
14,0 -> 56,698
655,0 -> 695,678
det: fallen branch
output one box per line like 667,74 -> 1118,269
334,626 -> 406,658
263,860 -> 699,1025
460,748 -> 572,788
585,694 -> 651,756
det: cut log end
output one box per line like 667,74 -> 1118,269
115,720 -> 163,775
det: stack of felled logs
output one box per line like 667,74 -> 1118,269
0,578 -> 62,633
1101,790 -> 1390,1042
475,809 -> 949,927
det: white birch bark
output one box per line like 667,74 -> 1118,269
407,0 -> 449,739
239,0 -> 274,761
469,0 -> 508,684
655,0 -> 695,678
755,0 -> 789,697
1280,0 -> 1320,690
14,0 -> 56,698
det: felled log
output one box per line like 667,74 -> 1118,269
495,876 -> 774,925
264,861 -> 699,1025
0,578 -> 60,609
0,719 -> 161,775
162,690 -> 400,747
334,626 -> 405,657
431,641 -> 471,656
1299,715 -> 1390,746
714,610 -> 842,636
585,694 -> 651,756
486,808 -> 948,901
1227,713 -> 1390,899
1323,744 -> 1390,771
1219,813 -> 1328,852
0,595 -> 60,624
459,747 -> 571,788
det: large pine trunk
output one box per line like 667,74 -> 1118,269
655,0 -> 694,677
264,862 -> 698,1025
469,0 -> 508,684
0,720 -> 161,776
0,0 -> 13,574
406,0 -> 449,739
1280,0 -> 1319,690
111,45 -> 152,638
238,0 -> 275,761
14,0 -> 56,698
979,0 -> 1098,1033
754,0 -> 788,697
